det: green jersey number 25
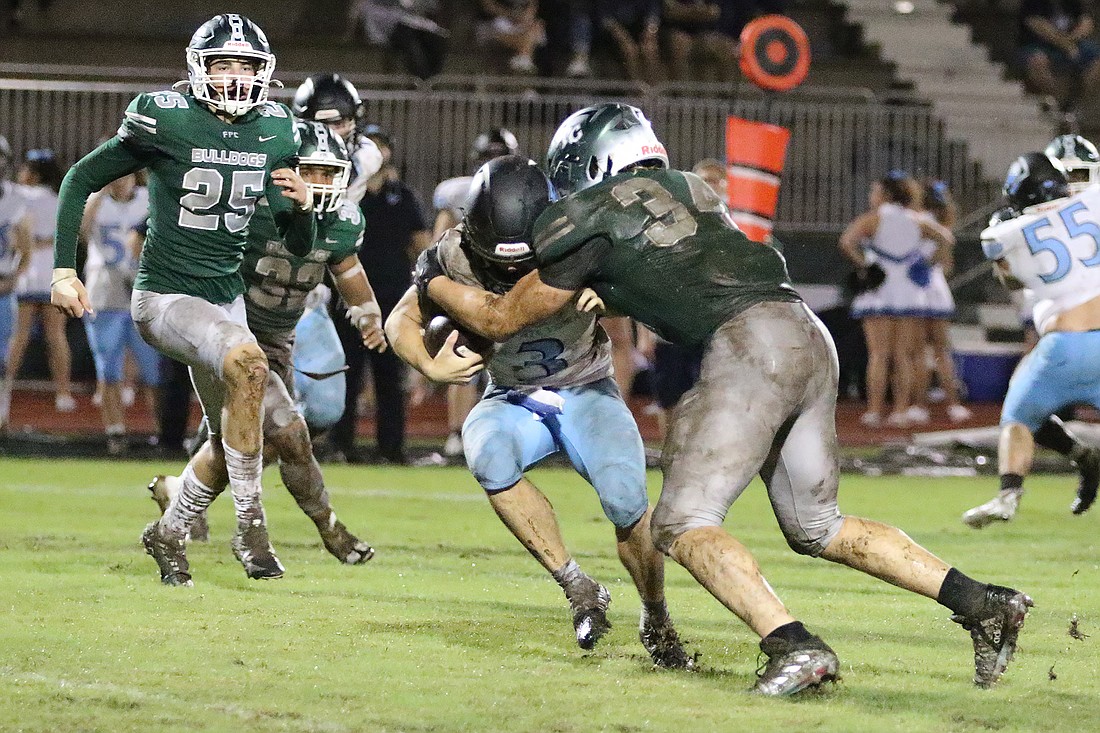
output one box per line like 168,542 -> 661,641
179,168 -> 265,233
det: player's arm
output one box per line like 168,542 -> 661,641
266,168 -> 316,257
78,191 -> 103,248
424,266 -> 576,341
329,253 -> 386,352
53,137 -> 145,317
384,285 -> 485,384
838,211 -> 879,267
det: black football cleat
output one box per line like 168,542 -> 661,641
639,610 -> 694,670
754,634 -> 839,696
231,518 -> 285,580
564,576 -> 612,650
1071,448 -> 1099,515
318,516 -> 375,565
951,585 -> 1034,688
141,521 -> 193,587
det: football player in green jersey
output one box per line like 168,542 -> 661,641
50,14 -> 317,586
149,120 -> 384,566
418,103 -> 1034,693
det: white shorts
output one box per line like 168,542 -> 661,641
131,289 -> 256,435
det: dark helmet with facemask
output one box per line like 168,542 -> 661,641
461,155 -> 555,293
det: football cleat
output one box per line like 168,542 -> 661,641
564,576 -> 612,650
141,521 -> 193,587
318,515 -> 375,565
1070,447 -> 1100,515
962,489 -> 1021,529
754,634 -> 839,696
147,475 -> 209,542
951,585 -> 1033,688
231,518 -> 285,580
639,610 -> 694,670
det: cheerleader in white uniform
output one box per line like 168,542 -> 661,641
840,171 -> 955,427
4,150 -> 74,413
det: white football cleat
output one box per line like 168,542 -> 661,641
962,489 -> 1021,529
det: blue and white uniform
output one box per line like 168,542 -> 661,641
83,186 -> 161,386
982,184 -> 1100,430
437,227 -> 648,529
850,202 -> 933,318
15,184 -> 58,302
916,211 -> 956,319
0,180 -> 27,361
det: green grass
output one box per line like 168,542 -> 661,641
1,459 -> 1098,732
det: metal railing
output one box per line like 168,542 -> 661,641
0,69 -> 999,233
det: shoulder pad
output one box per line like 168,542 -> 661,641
256,102 -> 291,119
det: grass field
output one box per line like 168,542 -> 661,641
2,458 -> 1099,733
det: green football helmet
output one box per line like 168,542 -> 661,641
185,14 -> 277,117
296,121 -> 352,212
1044,134 -> 1100,194
545,103 -> 669,196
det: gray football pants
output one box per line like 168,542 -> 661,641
651,300 -> 844,557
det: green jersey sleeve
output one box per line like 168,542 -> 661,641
55,136 -> 146,269
257,106 -> 316,257
318,201 -> 365,264
534,200 -> 610,292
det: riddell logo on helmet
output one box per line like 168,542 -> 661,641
640,144 -> 666,156
223,40 -> 255,51
495,242 -> 531,256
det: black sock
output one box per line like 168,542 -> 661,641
1000,473 -> 1024,492
1034,418 -> 1075,455
937,568 -> 989,617
765,621 -> 815,646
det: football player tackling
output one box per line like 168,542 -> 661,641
386,156 -> 692,668
51,14 -> 316,585
419,103 -> 1033,693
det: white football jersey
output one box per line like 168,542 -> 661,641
981,183 -> 1100,333
0,180 -> 28,277
344,135 -> 384,205
85,186 -> 149,311
436,226 -> 612,389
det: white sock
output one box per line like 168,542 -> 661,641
163,464 -> 218,535
222,439 -> 264,525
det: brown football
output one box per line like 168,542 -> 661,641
422,315 -> 494,358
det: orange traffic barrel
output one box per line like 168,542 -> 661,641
740,15 -> 811,92
725,116 -> 790,242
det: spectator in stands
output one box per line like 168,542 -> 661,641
345,0 -> 450,79
327,125 -> 430,463
1018,0 -> 1100,121
596,0 -> 663,83
540,0 -> 595,77
477,0 -> 547,75
908,180 -> 972,425
663,1 -> 730,82
839,170 -> 954,429
3,149 -> 75,416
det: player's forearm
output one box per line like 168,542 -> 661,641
273,209 -> 316,256
384,288 -> 434,375
427,276 -> 525,341
54,139 -> 143,268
